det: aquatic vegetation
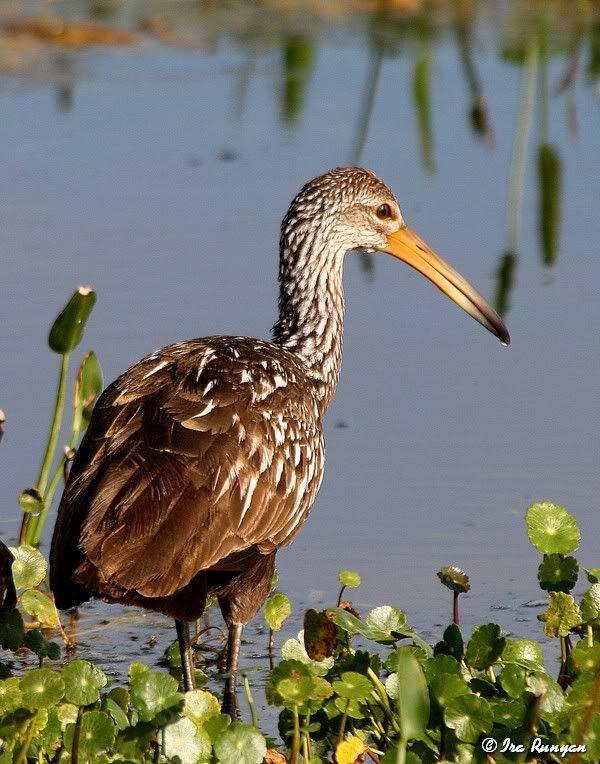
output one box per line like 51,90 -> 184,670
1,500 -> 600,761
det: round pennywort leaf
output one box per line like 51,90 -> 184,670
20,668 -> 64,709
9,544 -> 47,589
63,660 -> 107,706
213,721 -> 267,764
338,570 -> 361,588
444,694 -> 493,743
537,554 -> 578,592
526,502 -> 580,555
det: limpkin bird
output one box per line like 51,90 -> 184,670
50,167 -> 509,710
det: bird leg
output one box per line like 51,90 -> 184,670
175,620 -> 196,692
222,622 -> 243,716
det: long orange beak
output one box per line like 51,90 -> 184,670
382,226 -> 510,345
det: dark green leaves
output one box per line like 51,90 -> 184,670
72,351 -> 104,431
444,694 -> 493,743
537,554 -> 578,592
437,566 -> 470,594
48,286 -> 96,354
465,624 -> 505,670
389,650 -> 430,741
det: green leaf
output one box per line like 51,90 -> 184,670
76,710 -> 116,757
501,638 -> 544,670
437,566 -> 470,593
0,606 -> 25,650
9,544 -> 47,589
281,631 -> 334,675
203,713 -> 231,743
332,672 -> 373,701
390,649 -> 430,740
571,641 -> 600,674
366,605 -> 407,635
585,568 -> 600,584
489,698 -> 526,727
129,670 -> 183,723
73,351 -> 104,431
264,592 -> 292,631
19,589 -> 59,627
434,624 -> 464,660
537,554 -> 578,592
424,654 -> 463,682
465,624 -> 505,670
48,286 -> 97,354
103,696 -> 130,730
63,660 -> 107,706
543,592 -> 581,637
581,584 -> 600,623
20,668 -> 64,709
526,502 -> 580,555
444,694 -> 493,743
338,570 -> 361,588
277,675 -> 314,705
0,677 -> 22,715
183,688 -> 220,725
23,628 -> 59,661
525,672 -> 564,716
498,664 -> 527,698
163,716 -> 211,763
303,609 -> 338,661
429,673 -> 470,708
213,721 -> 267,764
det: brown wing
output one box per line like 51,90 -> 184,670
50,337 -> 324,604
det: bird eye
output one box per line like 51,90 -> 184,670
376,203 -> 392,220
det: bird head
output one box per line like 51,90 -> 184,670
282,167 -> 509,345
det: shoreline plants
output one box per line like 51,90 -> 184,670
1,293 -> 600,762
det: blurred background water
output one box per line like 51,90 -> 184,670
1,0 -> 599,688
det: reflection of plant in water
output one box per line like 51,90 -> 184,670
280,35 -> 315,126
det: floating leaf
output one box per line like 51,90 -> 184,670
437,566 -> 470,594
444,694 -> 493,743
19,589 -> 59,627
543,592 -> 581,637
48,286 -> 96,355
9,545 -> 47,589
129,670 -> 182,723
501,638 -> 544,670
304,609 -> 338,661
73,351 -> 103,431
338,570 -> 361,589
333,672 -> 373,702
581,584 -> 600,623
77,710 -> 116,757
63,660 -> 107,706
163,716 -> 211,764
526,502 -> 580,555
264,593 -> 291,632
537,554 -> 578,592
465,624 -> 505,670
213,721 -> 267,764
336,735 -> 367,764
20,668 -> 64,709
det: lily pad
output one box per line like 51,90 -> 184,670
63,660 -> 107,706
20,668 -> 64,709
526,502 -> 580,555
444,694 -> 493,743
338,570 -> 361,588
9,544 -> 47,589
537,554 -> 578,592
76,710 -> 116,758
333,671 -> 373,701
129,670 -> 182,723
163,716 -> 211,763
213,721 -> 267,764
465,624 -> 505,670
543,592 -> 581,637
264,592 -> 291,632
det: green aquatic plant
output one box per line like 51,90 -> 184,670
18,288 -> 102,548
2,500 -> 600,761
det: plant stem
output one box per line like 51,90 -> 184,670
587,624 -> 594,647
71,707 -> 82,764
337,585 -> 346,607
242,673 -> 258,728
453,591 -> 459,625
396,737 -> 408,764
15,713 -> 38,764
290,703 -> 301,764
338,699 -> 350,745
368,668 -> 402,735
20,353 -> 71,545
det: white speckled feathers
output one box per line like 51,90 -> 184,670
61,336 -> 325,598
